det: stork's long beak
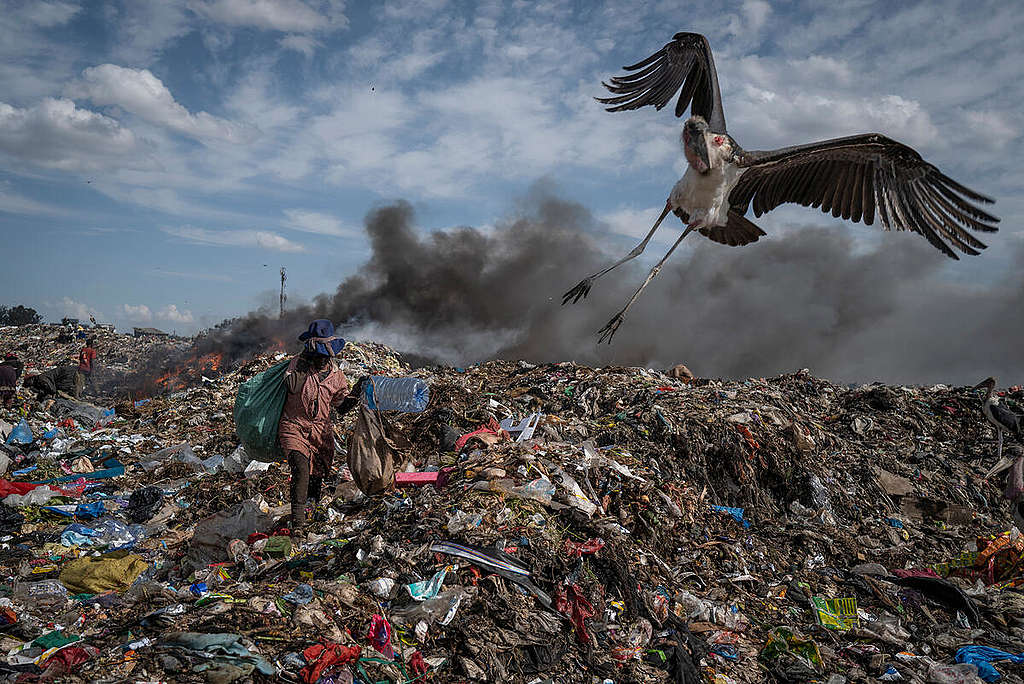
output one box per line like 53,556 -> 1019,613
688,131 -> 710,174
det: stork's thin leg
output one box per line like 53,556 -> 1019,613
998,429 -> 1004,461
562,204 -> 673,305
597,224 -> 697,344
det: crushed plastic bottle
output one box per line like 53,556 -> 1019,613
447,511 -> 483,533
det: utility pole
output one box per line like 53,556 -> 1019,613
279,267 -> 287,319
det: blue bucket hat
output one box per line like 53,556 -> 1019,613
298,319 -> 345,357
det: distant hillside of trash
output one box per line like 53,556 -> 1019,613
0,323 -> 1022,683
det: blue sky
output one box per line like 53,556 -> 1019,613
0,0 -> 1021,334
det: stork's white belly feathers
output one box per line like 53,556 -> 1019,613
669,163 -> 746,227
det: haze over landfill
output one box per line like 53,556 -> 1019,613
2,0 -> 1023,384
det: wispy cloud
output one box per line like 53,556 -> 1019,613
188,0 -> 348,33
282,208 -> 354,236
150,269 -> 235,283
0,181 -> 68,216
163,225 -> 306,252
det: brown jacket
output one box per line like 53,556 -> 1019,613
277,355 -> 350,459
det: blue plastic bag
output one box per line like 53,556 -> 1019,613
233,361 -> 289,463
4,419 -> 32,446
956,646 -> 1024,681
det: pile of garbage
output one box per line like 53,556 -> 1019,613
1,323 -> 1023,683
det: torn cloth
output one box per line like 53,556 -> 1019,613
300,643 -> 361,683
556,583 -> 595,645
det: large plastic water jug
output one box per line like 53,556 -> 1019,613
363,376 -> 430,413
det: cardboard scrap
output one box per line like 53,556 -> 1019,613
900,495 -> 973,524
875,467 -> 915,497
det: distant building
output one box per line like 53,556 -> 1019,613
133,327 -> 169,338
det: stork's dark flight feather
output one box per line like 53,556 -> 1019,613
729,135 -> 999,259
597,32 -> 727,133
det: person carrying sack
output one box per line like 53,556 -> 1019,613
277,319 -> 363,535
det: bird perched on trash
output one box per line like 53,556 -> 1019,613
975,377 -> 1024,464
563,32 -> 1000,343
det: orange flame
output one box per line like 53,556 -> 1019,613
152,351 -> 225,392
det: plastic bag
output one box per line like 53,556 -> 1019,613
233,360 -> 289,463
4,419 -> 32,445
348,404 -> 409,495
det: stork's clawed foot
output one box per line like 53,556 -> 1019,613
597,310 -> 626,344
562,278 -> 593,305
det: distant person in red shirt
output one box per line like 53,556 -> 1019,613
78,337 -> 97,394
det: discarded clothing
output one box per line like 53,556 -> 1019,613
301,643 -> 361,683
160,632 -> 276,677
59,553 -> 148,594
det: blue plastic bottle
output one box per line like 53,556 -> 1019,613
363,376 -> 430,412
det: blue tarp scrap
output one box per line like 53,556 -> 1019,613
711,505 -> 751,528
31,459 -> 124,485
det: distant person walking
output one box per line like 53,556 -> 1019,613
278,320 -> 360,535
78,337 -> 97,394
0,354 -> 22,408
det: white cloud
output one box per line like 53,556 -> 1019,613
8,1 -> 80,28
188,0 -> 347,33
121,302 -> 194,323
58,297 -> 101,321
600,205 -> 679,247
963,110 -> 1020,148
68,65 -> 256,143
742,0 -> 771,33
279,34 -> 321,57
121,304 -> 153,321
282,208 -> 353,236
0,98 -> 140,171
731,87 -> 939,151
158,304 -> 194,323
108,1 -> 193,65
164,225 -> 307,252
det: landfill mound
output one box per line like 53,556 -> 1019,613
1,324 -> 1022,683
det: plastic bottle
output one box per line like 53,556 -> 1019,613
363,376 -> 430,412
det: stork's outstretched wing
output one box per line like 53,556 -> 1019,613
597,32 -> 727,132
730,134 -> 999,258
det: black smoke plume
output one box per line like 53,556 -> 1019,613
201,190 -> 1024,386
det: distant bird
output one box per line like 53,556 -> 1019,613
974,377 -> 1023,462
563,32 -> 1000,343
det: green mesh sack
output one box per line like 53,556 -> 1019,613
233,360 -> 289,462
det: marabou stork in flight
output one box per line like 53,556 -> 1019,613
563,32 -> 1000,343
974,377 -> 1024,463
